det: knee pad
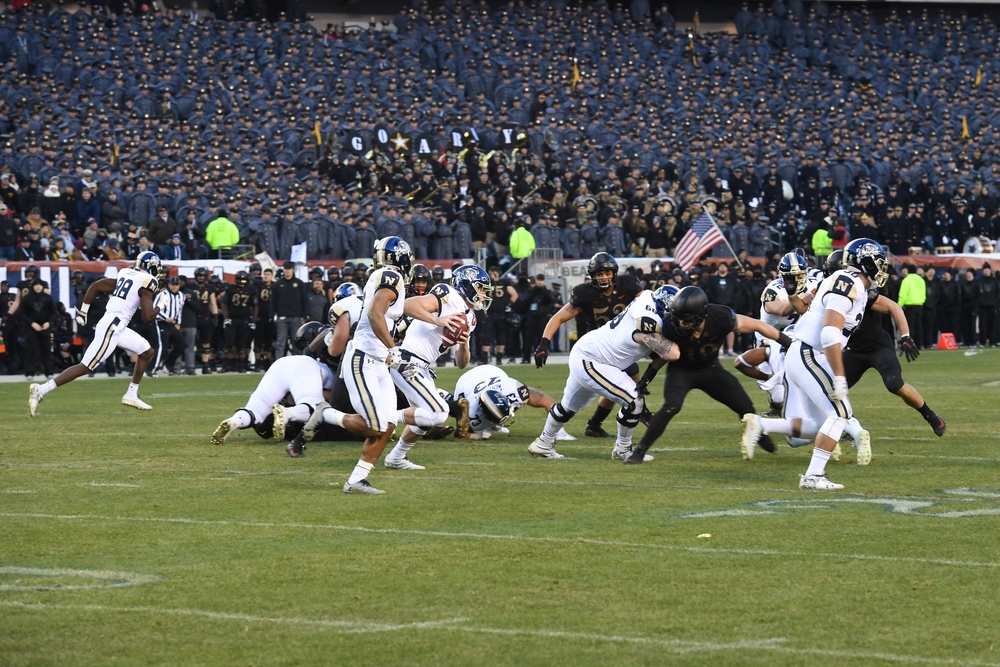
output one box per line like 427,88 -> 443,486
882,371 -> 904,394
410,426 -> 428,437
550,402 -> 576,424
819,415 -> 847,442
236,408 -> 256,427
297,403 -> 314,418
616,397 -> 645,428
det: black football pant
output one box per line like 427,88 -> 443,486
639,362 -> 756,449
843,343 -> 904,395
22,328 -> 53,376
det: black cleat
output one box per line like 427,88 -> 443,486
585,425 -> 613,438
286,434 -> 306,458
925,413 -> 946,437
425,425 -> 455,440
623,446 -> 650,465
759,433 -> 777,453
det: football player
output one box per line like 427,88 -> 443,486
826,249 -> 944,436
29,252 -> 162,416
781,238 -> 888,490
379,265 -> 490,469
212,322 -> 333,445
254,267 -> 275,371
300,237 -> 466,495
478,266 -> 518,365
533,252 -> 643,438
624,285 -> 792,465
529,285 -> 681,461
219,271 -> 259,373
759,252 -> 818,343
190,266 -> 218,374
453,363 -> 574,441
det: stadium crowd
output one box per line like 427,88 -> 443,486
2,0 -> 1000,377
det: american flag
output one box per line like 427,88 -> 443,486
673,211 -> 725,271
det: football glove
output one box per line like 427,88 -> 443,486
533,337 -> 550,368
74,304 -> 89,327
634,365 -> 659,396
387,346 -> 404,369
223,318 -> 232,328
248,321 -> 256,330
898,334 -> 920,362
829,376 -> 848,401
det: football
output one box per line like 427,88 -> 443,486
442,312 -> 476,346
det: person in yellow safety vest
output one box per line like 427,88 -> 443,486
897,263 -> 927,349
204,208 -> 240,250
509,216 -> 536,258
810,221 -> 833,263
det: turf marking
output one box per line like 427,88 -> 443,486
145,391 -> 248,399
1,489 -> 35,494
3,512 -> 998,569
83,482 -> 140,488
0,567 -> 163,591
0,601 -> 465,632
2,602 -> 998,665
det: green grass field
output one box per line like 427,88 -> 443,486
2,350 -> 999,666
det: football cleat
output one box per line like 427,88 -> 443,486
455,398 -> 470,438
925,412 -> 946,437
286,435 -> 306,458
122,395 -> 152,410
271,404 -> 287,441
301,401 -> 329,442
799,474 -> 844,491
528,438 -> 564,459
28,383 -> 42,417
612,446 -> 654,462
425,425 -> 454,440
855,429 -> 872,466
492,425 -> 511,435
469,430 -> 492,440
343,479 -> 386,495
554,427 -> 576,441
623,445 -> 652,465
384,457 -> 425,470
211,419 -> 234,445
741,413 -> 762,460
585,425 -> 613,438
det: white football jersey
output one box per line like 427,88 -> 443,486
353,266 -> 406,359
571,290 -> 662,368
792,269 -> 868,349
759,274 -> 820,332
402,283 -> 476,364
329,294 -> 363,328
105,267 -> 158,322
455,364 -> 530,433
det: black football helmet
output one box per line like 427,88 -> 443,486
309,265 -> 325,281
844,238 -> 889,288
71,270 -> 84,283
235,270 -> 251,286
409,264 -> 432,295
670,286 -> 709,332
588,252 -> 618,290
294,321 -> 328,352
431,265 -> 446,283
823,249 -> 845,278
327,266 -> 340,281
24,263 -> 39,280
248,261 -> 262,275
373,236 -> 414,279
194,266 -> 209,283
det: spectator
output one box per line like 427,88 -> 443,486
271,261 -> 306,359
205,207 -> 240,252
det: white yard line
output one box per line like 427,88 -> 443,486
2,512 -> 998,569
1,601 -> 996,665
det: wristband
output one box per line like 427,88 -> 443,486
538,337 -> 551,351
777,332 -> 793,348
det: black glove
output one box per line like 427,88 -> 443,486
635,365 -> 659,396
898,334 -> 920,362
533,337 -> 550,368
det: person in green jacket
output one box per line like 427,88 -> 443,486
897,264 -> 927,348
509,217 -> 536,258
204,208 -> 240,251
810,222 -> 833,263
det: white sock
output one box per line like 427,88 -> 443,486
125,382 -> 139,397
615,421 -> 635,450
322,407 -> 346,428
539,413 -> 562,444
230,411 -> 253,429
285,404 -> 312,422
843,417 -> 863,442
387,435 -> 417,461
805,447 -> 833,477
38,379 -> 57,396
789,437 -> 812,448
347,460 -> 374,485
759,416 -> 794,436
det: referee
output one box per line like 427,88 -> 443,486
154,277 -> 186,375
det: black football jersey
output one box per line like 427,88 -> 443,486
570,274 -> 643,328
224,284 -> 258,318
488,280 -> 510,314
192,283 -> 214,319
663,304 -> 737,369
846,288 -> 891,353
256,279 -> 273,317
